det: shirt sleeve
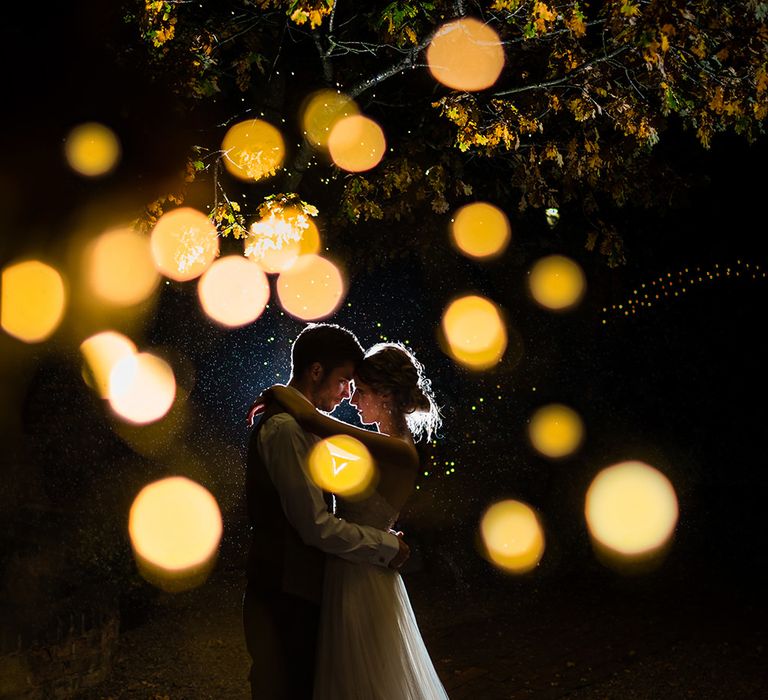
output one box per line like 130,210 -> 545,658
259,415 -> 400,567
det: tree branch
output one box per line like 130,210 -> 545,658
347,36 -> 434,99
492,45 -> 629,97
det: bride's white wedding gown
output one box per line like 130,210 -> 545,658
314,490 -> 449,699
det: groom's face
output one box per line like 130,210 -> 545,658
314,361 -> 355,412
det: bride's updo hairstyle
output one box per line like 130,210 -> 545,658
355,342 -> 442,442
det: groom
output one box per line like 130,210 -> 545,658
243,323 -> 409,699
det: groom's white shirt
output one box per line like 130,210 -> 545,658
257,386 -> 400,567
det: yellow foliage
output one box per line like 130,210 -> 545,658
490,0 -> 521,10
533,2 -> 557,33
289,2 -> 332,28
566,16 -> 587,38
756,67 -> 768,96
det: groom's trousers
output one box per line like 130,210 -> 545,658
243,582 -> 321,699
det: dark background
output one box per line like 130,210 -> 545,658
2,1 -> 767,653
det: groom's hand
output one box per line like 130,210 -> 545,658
389,532 -> 410,570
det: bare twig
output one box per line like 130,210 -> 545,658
493,45 -> 630,97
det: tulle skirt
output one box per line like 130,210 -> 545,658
313,557 -> 449,700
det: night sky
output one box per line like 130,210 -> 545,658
2,1 -> 767,612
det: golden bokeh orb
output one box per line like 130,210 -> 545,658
86,227 -> 159,305
528,404 -> 584,458
298,216 -> 322,255
302,90 -> 360,148
80,331 -> 137,398
244,206 -> 321,274
129,476 -> 222,591
585,461 -> 679,556
108,351 -> 176,424
276,254 -> 345,321
480,500 -> 545,573
221,119 -> 285,181
197,256 -> 270,328
451,202 -> 511,260
308,435 -> 377,499
529,255 -> 586,310
1,260 -> 66,343
427,18 -> 505,92
150,207 -> 219,282
327,115 -> 386,172
64,122 -> 121,177
441,294 -> 507,370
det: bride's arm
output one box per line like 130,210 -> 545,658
269,386 -> 419,471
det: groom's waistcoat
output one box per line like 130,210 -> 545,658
245,407 -> 326,604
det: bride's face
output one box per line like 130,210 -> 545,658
349,379 -> 386,426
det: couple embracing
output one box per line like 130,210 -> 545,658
244,323 -> 449,699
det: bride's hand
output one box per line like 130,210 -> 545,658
246,385 -> 314,427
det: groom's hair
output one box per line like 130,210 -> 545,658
291,323 -> 364,377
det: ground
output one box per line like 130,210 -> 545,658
78,563 -> 765,700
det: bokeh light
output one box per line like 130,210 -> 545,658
327,115 -> 386,172
480,500 -> 545,574
221,119 -> 285,181
197,256 -> 270,327
1,260 -> 66,343
85,227 -> 159,305
245,207 -> 321,274
585,461 -> 679,556
302,90 -> 359,148
108,351 -> 176,424
450,202 -> 511,260
528,404 -> 584,458
276,254 -> 345,320
308,435 -> 377,499
129,476 -> 222,592
529,255 -> 586,310
427,18 -> 505,92
64,122 -> 121,176
80,331 -> 137,398
441,294 -> 507,370
150,207 -> 219,282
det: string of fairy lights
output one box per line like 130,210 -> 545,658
601,259 -> 767,323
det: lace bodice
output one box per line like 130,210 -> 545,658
336,490 -> 399,531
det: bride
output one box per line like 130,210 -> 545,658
263,342 -> 449,700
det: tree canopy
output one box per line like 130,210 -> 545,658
129,0 -> 768,266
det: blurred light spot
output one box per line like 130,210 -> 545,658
221,119 -> 285,181
441,294 -> 507,370
1,260 -> 66,343
80,331 -> 137,398
451,202 -> 511,260
529,255 -> 586,310
150,207 -> 219,281
528,404 -> 584,458
198,256 -> 269,327
302,90 -> 359,148
129,476 -> 222,592
328,115 -> 386,172
276,254 -> 345,320
298,216 -> 322,255
308,435 -> 377,499
109,351 -> 176,424
86,227 -> 159,305
480,500 -> 545,573
585,461 -> 679,556
545,207 -> 560,228
64,122 -> 120,176
245,206 -> 321,273
427,18 -> 504,91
